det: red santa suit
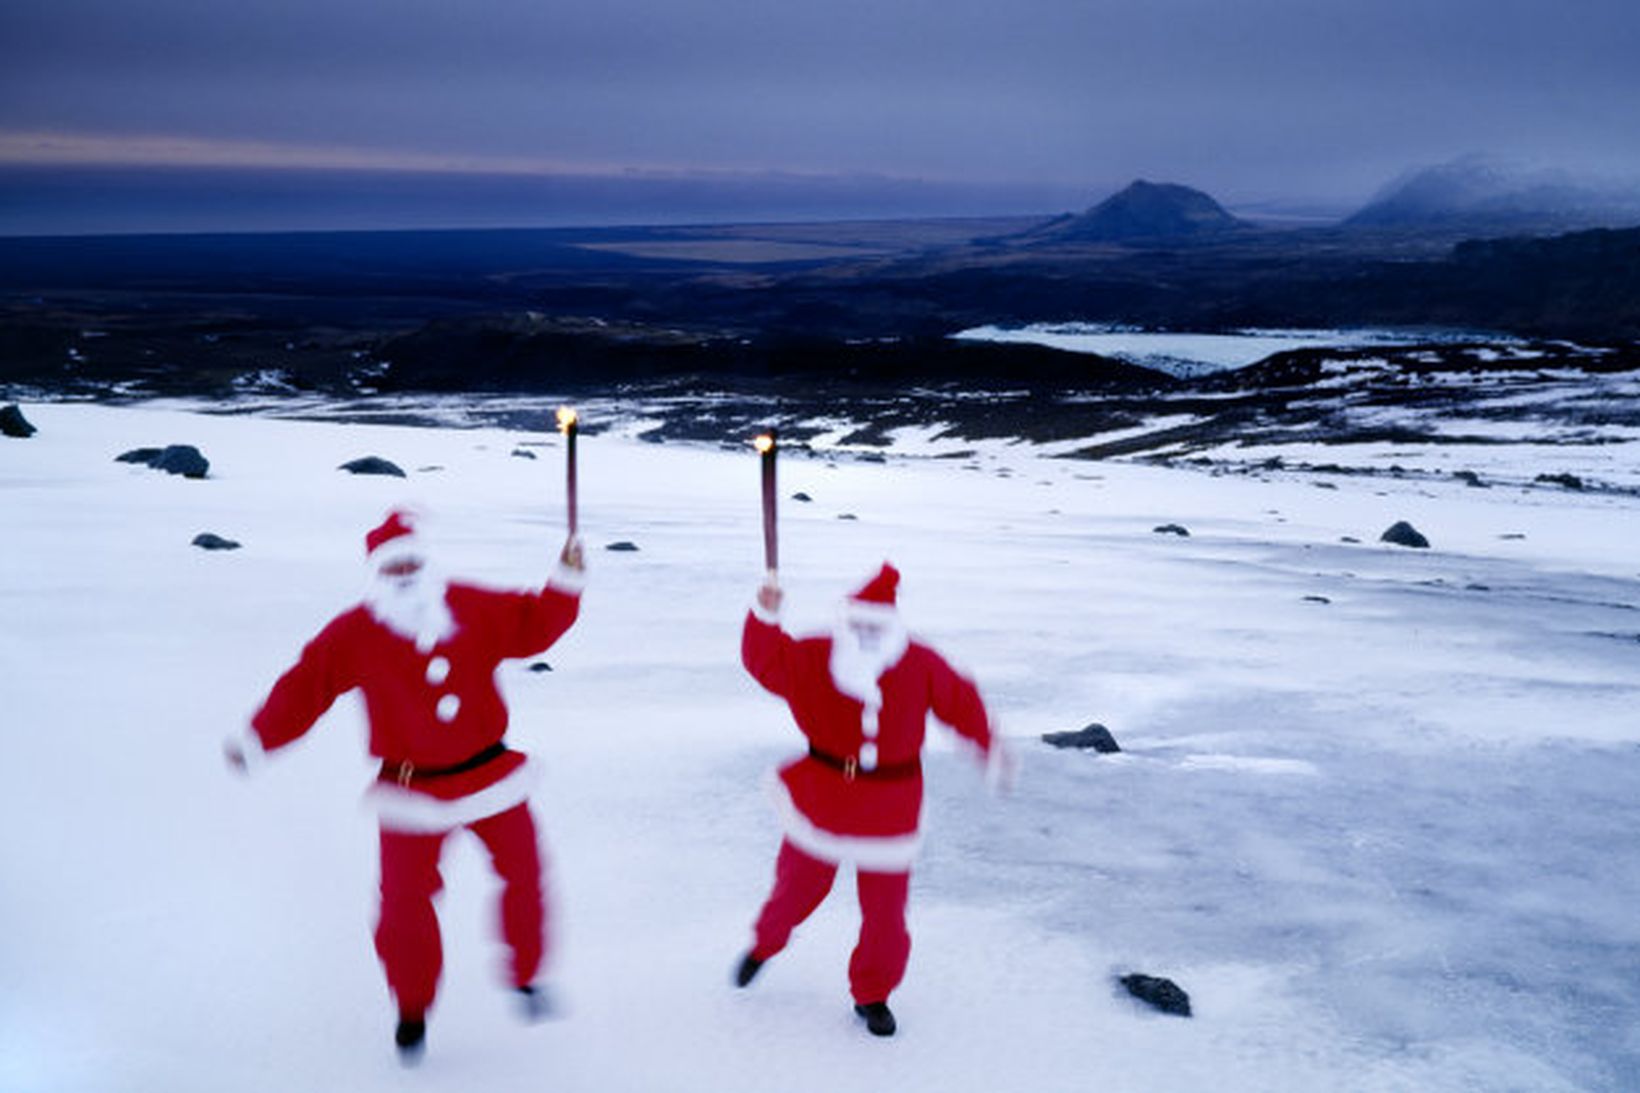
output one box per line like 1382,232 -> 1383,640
237,510 -> 583,1024
741,563 -> 998,1008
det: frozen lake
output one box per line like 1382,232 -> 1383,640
951,324 -> 1512,377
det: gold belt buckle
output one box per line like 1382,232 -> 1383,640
843,756 -> 858,782
397,761 -> 415,787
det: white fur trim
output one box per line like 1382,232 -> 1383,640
368,759 -> 539,834
984,735 -> 1017,796
228,729 -> 266,774
749,596 -> 780,625
762,768 -> 923,870
367,535 -> 424,572
840,599 -> 900,626
548,559 -> 588,595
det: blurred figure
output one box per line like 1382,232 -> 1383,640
226,509 -> 585,1062
735,563 -> 1010,1037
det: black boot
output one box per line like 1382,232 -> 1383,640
394,1016 -> 426,1063
853,1001 -> 896,1037
733,952 -> 765,988
516,983 -> 554,1022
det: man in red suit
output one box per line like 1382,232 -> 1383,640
735,562 -> 1008,1037
225,509 -> 585,1061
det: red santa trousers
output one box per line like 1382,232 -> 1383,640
751,838 -> 912,1004
374,801 -> 547,1018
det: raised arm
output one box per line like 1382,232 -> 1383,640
496,536 -> 587,659
741,578 -> 797,699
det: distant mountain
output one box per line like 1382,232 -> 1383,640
1022,180 -> 1250,243
1347,158 -> 1640,234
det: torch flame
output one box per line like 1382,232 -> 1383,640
752,434 -> 775,454
556,406 -> 578,433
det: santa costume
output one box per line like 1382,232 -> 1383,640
230,509 -> 584,1058
736,563 -> 1001,1036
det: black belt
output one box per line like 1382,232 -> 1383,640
382,742 -> 510,788
808,746 -> 921,782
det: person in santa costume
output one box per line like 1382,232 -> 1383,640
734,562 -> 1010,1037
224,508 -> 585,1062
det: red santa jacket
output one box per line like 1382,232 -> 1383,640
741,609 -> 993,869
250,579 -> 581,831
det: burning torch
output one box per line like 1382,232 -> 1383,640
556,406 -> 579,536
754,430 -> 778,575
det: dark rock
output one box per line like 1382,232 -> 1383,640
191,533 -> 241,551
417,465 -> 444,473
1535,472 -> 1584,491
1303,595 -> 1331,604
154,445 -> 209,478
856,452 -> 887,464
529,662 -> 553,673
792,492 -> 812,502
1340,536 -> 1361,544
1042,723 -> 1121,753
1120,974 -> 1192,1017
1153,523 -> 1190,537
1453,470 -> 1489,488
837,513 -> 858,521
1380,521 -> 1430,548
1466,583 -> 1491,592
1499,533 -> 1527,540
1,404 -> 36,437
116,447 -> 165,466
511,449 -> 537,460
1313,481 -> 1338,490
339,456 -> 406,477
605,541 -> 640,552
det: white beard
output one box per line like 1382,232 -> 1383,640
828,610 -> 909,708
365,567 -> 457,652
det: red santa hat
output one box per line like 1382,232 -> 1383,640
842,562 -> 900,624
365,509 -> 425,569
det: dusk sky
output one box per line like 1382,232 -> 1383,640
3,0 -> 1639,232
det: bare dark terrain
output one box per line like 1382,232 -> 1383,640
3,195 -> 1638,475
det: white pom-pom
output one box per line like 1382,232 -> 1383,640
436,694 -> 461,722
425,656 -> 450,685
859,742 -> 879,771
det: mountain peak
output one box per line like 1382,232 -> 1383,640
1031,180 -> 1247,243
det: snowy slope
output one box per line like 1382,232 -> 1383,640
2,401 -> 1638,1092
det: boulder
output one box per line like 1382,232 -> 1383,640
339,456 -> 406,478
1042,723 -> 1121,753
1536,472 -> 1584,491
1153,523 -> 1190,537
1119,974 -> 1192,1017
1380,521 -> 1430,549
529,662 -> 553,673
116,447 -> 165,466
1,404 -> 36,438
191,533 -> 241,551
154,445 -> 209,478
511,449 -> 537,460
605,541 -> 640,552
792,491 -> 813,502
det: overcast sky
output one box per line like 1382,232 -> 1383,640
3,0 -> 1638,225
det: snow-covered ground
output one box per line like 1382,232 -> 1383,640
3,400 -> 1639,1092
